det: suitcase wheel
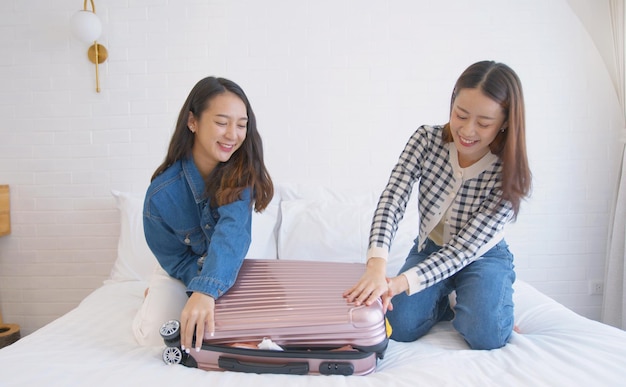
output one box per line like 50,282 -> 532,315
160,320 -> 181,341
162,346 -> 183,365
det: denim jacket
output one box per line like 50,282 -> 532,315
143,156 -> 252,299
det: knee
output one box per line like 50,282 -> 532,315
453,314 -> 513,350
464,330 -> 511,350
389,330 -> 418,343
388,320 -> 423,342
386,308 -> 434,343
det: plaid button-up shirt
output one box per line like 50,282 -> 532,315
368,125 -> 514,295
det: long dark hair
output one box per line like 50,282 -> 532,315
151,77 -> 273,212
443,61 -> 531,218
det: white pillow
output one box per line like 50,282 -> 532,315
245,197 -> 280,259
109,190 -> 158,283
132,265 -> 188,346
277,183 -> 378,203
278,199 -> 374,263
277,197 -> 419,276
108,190 -> 280,283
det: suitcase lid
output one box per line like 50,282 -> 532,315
206,259 -> 387,349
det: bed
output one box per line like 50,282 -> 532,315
1,184 -> 625,386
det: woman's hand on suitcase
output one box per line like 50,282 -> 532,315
180,292 -> 216,353
343,257 -> 389,311
384,275 -> 409,311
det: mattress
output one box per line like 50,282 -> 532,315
0,279 -> 625,386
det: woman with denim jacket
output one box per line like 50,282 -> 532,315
345,61 -> 531,350
144,77 -> 273,354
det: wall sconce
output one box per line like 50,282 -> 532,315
70,0 -> 108,93
0,185 -> 10,237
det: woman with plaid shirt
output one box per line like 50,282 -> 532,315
345,61 -> 531,350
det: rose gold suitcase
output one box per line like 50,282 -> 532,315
160,259 -> 388,375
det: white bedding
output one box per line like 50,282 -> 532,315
1,278 -> 625,386
2,187 -> 625,386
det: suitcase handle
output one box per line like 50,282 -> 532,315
218,356 -> 309,375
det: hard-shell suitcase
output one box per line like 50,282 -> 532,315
160,259 -> 389,376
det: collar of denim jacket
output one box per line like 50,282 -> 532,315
182,156 -> 206,204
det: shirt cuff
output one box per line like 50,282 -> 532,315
187,275 -> 228,299
402,270 -> 426,296
366,246 -> 389,261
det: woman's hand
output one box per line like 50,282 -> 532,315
343,258 -> 389,310
372,275 -> 410,313
386,275 -> 409,297
180,292 -> 216,353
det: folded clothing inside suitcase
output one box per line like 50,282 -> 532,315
160,259 -> 389,375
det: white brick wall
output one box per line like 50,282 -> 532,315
0,0 -> 622,335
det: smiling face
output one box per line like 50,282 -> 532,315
187,91 -> 248,178
449,88 -> 507,168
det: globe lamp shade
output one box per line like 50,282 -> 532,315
70,10 -> 102,43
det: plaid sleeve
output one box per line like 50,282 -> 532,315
367,127 -> 428,259
405,187 -> 514,294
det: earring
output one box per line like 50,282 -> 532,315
500,128 -> 506,132
189,126 -> 195,133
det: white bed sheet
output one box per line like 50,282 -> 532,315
0,279 -> 625,387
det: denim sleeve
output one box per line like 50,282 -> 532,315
143,208 -> 201,287
187,188 -> 253,299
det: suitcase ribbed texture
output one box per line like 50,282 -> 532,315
207,259 -> 387,350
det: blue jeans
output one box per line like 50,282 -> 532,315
386,238 -> 516,350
